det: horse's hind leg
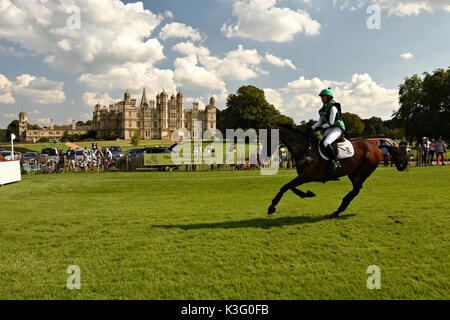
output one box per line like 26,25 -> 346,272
268,176 -> 311,215
329,164 -> 376,218
329,178 -> 362,218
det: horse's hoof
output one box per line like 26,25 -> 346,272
306,191 -> 316,198
268,206 -> 276,215
328,212 -> 340,219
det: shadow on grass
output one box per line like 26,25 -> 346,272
152,214 -> 356,230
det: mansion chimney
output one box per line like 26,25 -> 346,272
72,119 -> 76,130
50,119 -> 54,130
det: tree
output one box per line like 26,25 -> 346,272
217,85 -> 295,132
6,120 -> 19,140
363,117 -> 385,137
76,121 -> 85,126
341,113 -> 365,137
85,120 -> 92,127
394,67 -> 450,141
27,123 -> 42,130
131,130 -> 140,147
0,129 -> 7,142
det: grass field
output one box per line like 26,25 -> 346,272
0,166 -> 449,299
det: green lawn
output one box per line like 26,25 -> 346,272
0,167 -> 448,299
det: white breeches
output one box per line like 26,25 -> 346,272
323,127 -> 343,147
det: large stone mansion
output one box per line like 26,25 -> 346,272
92,89 -> 217,140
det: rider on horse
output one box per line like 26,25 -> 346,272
311,88 -> 346,171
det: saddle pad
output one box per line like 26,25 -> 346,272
318,139 -> 355,161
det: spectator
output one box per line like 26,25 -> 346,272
58,149 -> 66,173
95,147 -> 104,171
83,147 -> 89,160
435,136 -> 447,166
420,137 -> 430,166
429,139 -> 435,165
80,156 -> 87,173
279,146 -> 287,168
104,147 -> 113,172
399,137 -> 408,154
66,147 -> 76,172
379,140 -> 389,167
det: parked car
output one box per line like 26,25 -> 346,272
40,147 -> 60,162
22,152 -> 39,164
0,150 -> 14,160
75,149 -> 93,163
125,148 -> 145,157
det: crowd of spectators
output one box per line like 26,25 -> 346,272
20,146 -> 116,174
418,136 -> 447,166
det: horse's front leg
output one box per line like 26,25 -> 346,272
268,176 -> 309,215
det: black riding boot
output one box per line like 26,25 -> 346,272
326,145 -> 341,170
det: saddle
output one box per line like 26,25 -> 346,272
317,134 -> 354,161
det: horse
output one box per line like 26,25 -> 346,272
267,124 -> 408,218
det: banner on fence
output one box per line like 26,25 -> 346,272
143,153 -> 175,166
0,160 -> 21,185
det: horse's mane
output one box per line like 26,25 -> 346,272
270,123 -> 307,137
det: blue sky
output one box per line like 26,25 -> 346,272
0,0 -> 449,128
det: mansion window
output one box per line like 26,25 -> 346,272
137,122 -> 140,128
170,105 -> 176,110
153,122 -> 158,128
129,122 -> 132,128
146,112 -> 151,117
170,113 -> 176,119
170,122 -> 176,128
129,112 -> 132,117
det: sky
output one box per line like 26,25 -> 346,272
0,0 -> 449,128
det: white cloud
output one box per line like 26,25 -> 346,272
335,0 -> 450,16
265,53 -> 297,70
264,88 -> 284,110
221,0 -> 321,42
78,63 -> 176,94
173,41 -> 211,57
3,113 -> 16,118
13,74 -> 66,104
159,22 -> 204,42
276,73 -> 398,123
0,73 -> 65,104
0,0 -> 166,74
400,52 -> 414,60
172,43 -> 267,102
0,74 -> 15,103
83,92 -> 116,107
200,45 -> 263,81
164,10 -> 174,19
174,55 -> 226,91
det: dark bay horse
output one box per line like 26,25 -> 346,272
267,124 -> 408,218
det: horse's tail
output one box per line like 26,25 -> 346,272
385,146 -> 408,171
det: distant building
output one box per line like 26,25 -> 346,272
91,88 -> 217,140
18,109 -> 90,143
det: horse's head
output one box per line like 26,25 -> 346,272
267,123 -> 310,160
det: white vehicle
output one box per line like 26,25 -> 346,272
75,149 -> 93,164
0,151 -> 14,160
